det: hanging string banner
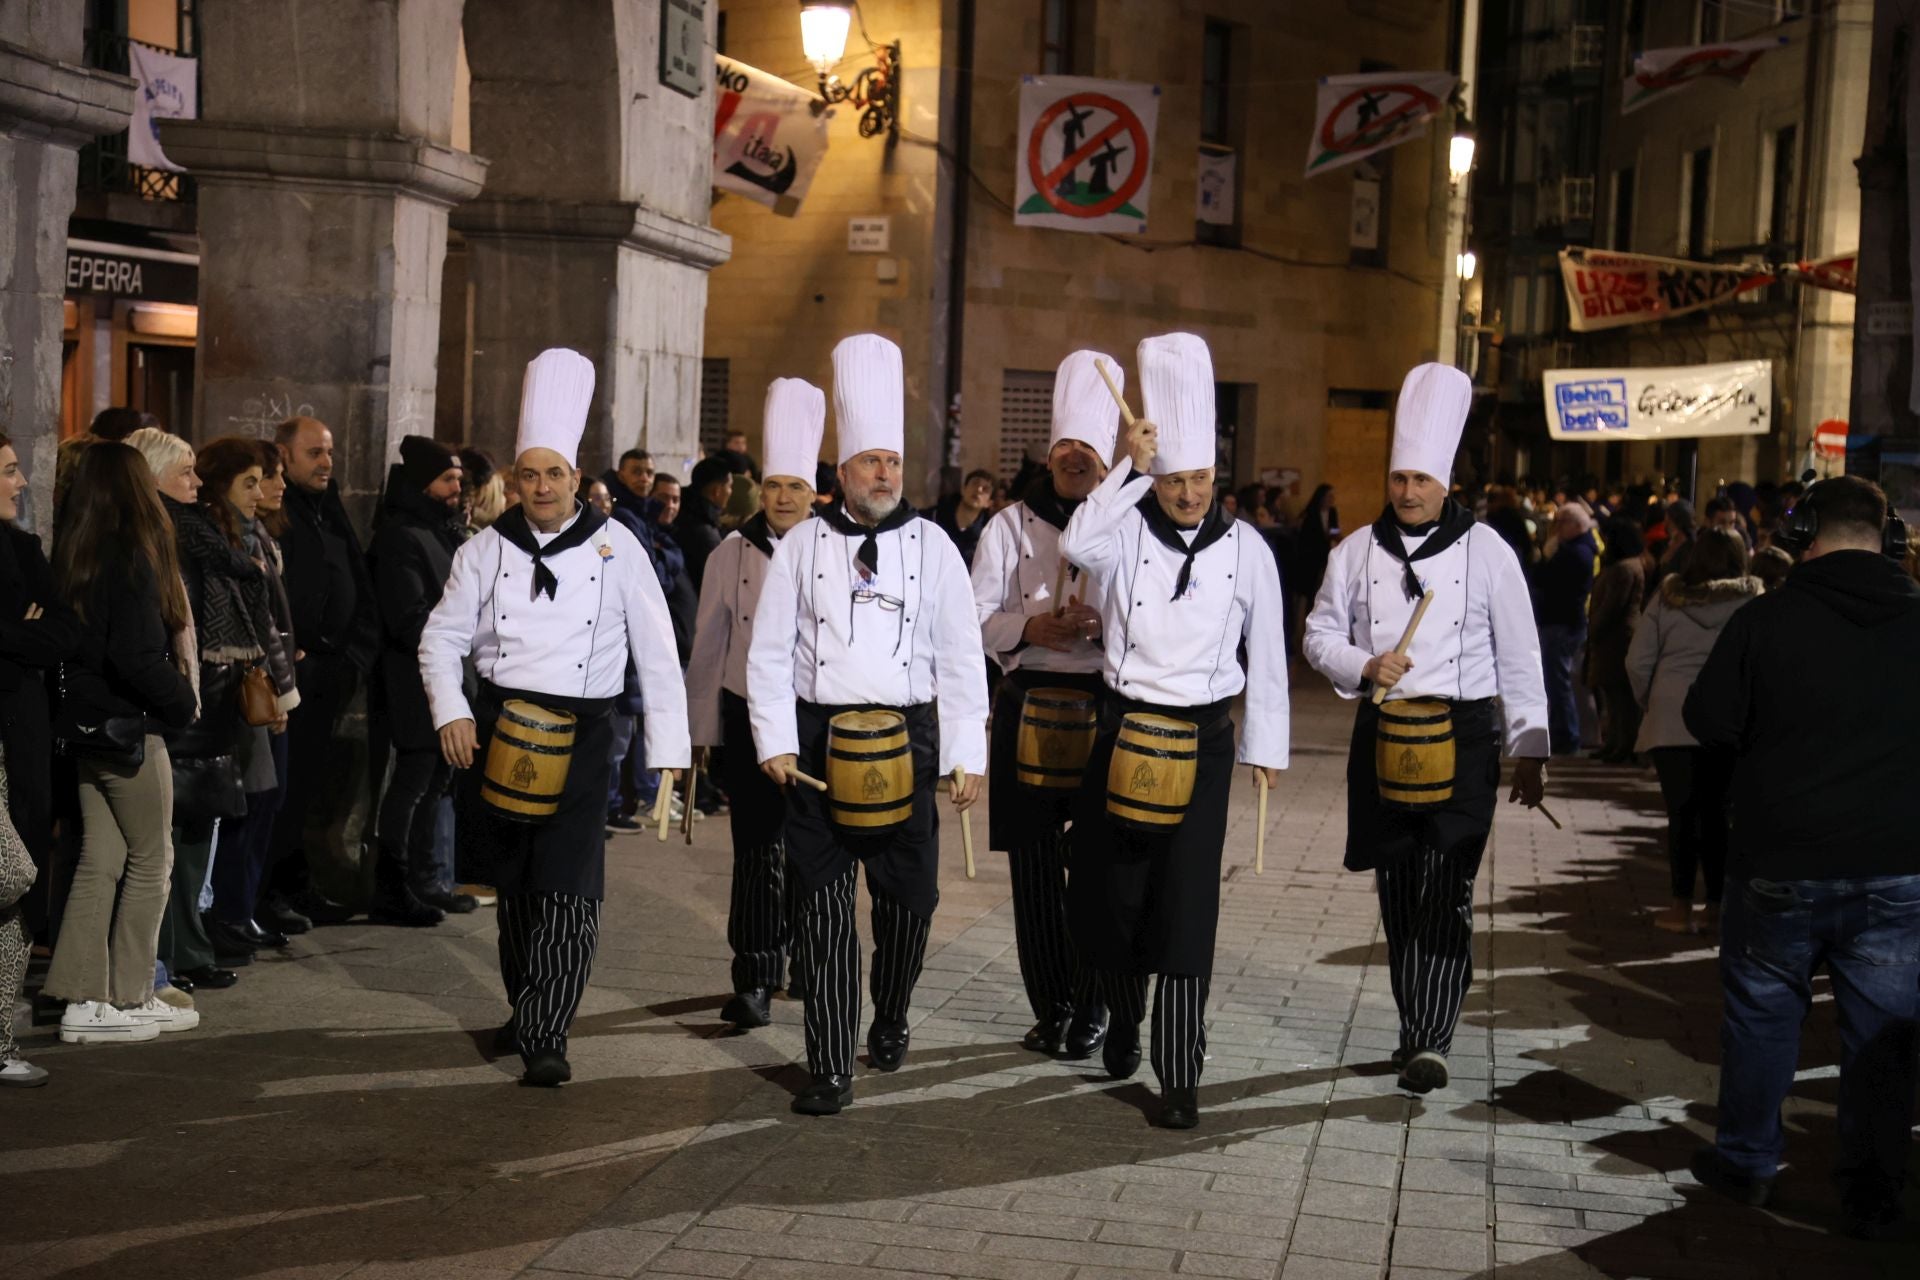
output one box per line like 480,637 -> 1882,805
713,55 -> 831,217
1621,35 -> 1789,116
1304,70 -> 1456,178
1545,360 -> 1772,442
1558,248 -> 1773,333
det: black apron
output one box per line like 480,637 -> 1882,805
784,699 -> 941,919
986,667 -> 1106,853
721,688 -> 786,849
461,680 -> 615,898
1068,693 -> 1236,976
1344,697 -> 1500,872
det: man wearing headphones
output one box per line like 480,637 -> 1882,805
1682,475 -> 1920,1239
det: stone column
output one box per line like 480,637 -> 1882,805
457,0 -> 730,476
0,4 -> 134,535
159,0 -> 485,525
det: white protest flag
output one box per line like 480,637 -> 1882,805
1621,36 -> 1789,116
1305,70 -> 1455,178
1544,361 -> 1772,442
1559,248 -> 1773,333
713,56 -> 831,217
1196,148 -> 1235,226
128,43 -> 196,173
1014,76 -> 1161,235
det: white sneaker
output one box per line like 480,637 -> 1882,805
59,1000 -> 161,1044
0,1056 -> 50,1087
127,995 -> 200,1033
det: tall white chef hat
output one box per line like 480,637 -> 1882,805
1137,332 -> 1215,476
832,333 -> 904,464
762,378 -> 826,486
1051,350 -> 1122,465
1389,363 -> 1473,486
514,347 -> 596,468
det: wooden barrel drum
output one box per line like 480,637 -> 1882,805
1015,688 -> 1097,790
481,700 -> 578,822
1105,713 -> 1198,830
826,710 -> 914,831
1375,699 -> 1456,811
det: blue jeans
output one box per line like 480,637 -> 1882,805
606,713 -> 657,815
1716,873 -> 1920,1191
1537,623 -> 1585,756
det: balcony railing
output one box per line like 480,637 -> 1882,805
1521,25 -> 1608,83
1535,175 -> 1595,230
77,26 -> 196,205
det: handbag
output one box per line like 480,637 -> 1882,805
52,662 -> 146,768
172,752 -> 248,824
240,663 -> 279,727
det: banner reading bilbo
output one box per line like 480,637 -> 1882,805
1558,248 -> 1774,333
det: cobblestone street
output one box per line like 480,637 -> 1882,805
4,683 -> 1914,1279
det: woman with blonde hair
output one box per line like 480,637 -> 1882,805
44,443 -> 200,1042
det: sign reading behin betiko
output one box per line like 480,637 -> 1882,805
1544,361 -> 1772,442
1014,76 -> 1161,235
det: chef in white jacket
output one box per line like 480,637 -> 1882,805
420,348 -> 689,1088
687,377 -> 824,1032
1303,362 -> 1547,1098
747,333 -> 989,1117
1059,331 -> 1288,1131
970,349 -> 1118,1063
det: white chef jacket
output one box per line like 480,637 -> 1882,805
1059,459 -> 1290,771
687,526 -> 784,747
746,507 -> 989,777
419,510 -> 691,770
1303,518 -> 1550,759
970,499 -> 1109,674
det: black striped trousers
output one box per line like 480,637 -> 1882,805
1007,826 -> 1100,1022
1102,970 -> 1208,1088
728,841 -> 790,992
1375,840 -> 1477,1056
497,891 -> 600,1060
797,864 -> 931,1077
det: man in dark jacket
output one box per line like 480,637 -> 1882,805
1531,504 -> 1596,755
674,456 -> 732,594
368,437 -> 474,926
264,416 -> 380,931
1682,475 -> 1920,1239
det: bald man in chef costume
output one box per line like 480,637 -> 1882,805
1304,363 -> 1548,1098
421,349 -> 689,1088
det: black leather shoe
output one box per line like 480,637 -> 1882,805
240,919 -> 291,948
1158,1086 -> 1200,1130
369,887 -> 445,928
167,974 -> 195,995
287,888 -> 355,926
722,988 -> 772,1029
521,1050 -> 571,1087
209,918 -> 262,960
1022,1012 -> 1072,1055
1061,1006 -> 1110,1060
791,1073 -> 854,1115
1103,1024 -> 1142,1080
258,894 -> 313,935
1689,1148 -> 1773,1208
416,887 -> 479,914
866,1017 -> 910,1072
784,971 -> 809,1002
178,965 -> 240,990
490,1023 -> 518,1057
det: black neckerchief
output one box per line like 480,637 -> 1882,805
493,502 -> 608,600
1135,490 -> 1232,600
818,499 -> 918,577
1023,473 -> 1082,532
739,510 -> 802,559
1371,499 -> 1476,601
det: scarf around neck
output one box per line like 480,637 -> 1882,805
819,498 -> 918,578
1371,499 -> 1476,601
493,502 -> 608,600
1023,473 -> 1083,532
166,495 -> 267,664
1135,491 -> 1232,601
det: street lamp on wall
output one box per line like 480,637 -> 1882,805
1448,113 -> 1476,183
1456,250 -> 1477,281
798,0 -> 900,139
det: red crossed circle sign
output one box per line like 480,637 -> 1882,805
1635,47 -> 1768,91
1026,93 -> 1150,219
1320,83 -> 1442,156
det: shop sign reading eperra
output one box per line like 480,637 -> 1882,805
64,242 -> 197,302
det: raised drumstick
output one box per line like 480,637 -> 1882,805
1095,358 -> 1136,427
1371,590 -> 1437,706
1255,771 -> 1269,875
787,766 -> 829,792
954,766 -> 976,880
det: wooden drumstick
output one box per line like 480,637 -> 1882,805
1095,358 -> 1135,427
654,771 -> 674,840
787,766 -> 829,792
1535,802 -> 1563,831
1050,558 -> 1070,617
1255,771 -> 1269,875
953,766 -> 976,880
1370,590 -> 1437,706
683,762 -> 700,844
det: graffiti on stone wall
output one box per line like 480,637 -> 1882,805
227,392 -> 316,437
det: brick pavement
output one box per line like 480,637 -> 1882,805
2,683 -> 1914,1278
